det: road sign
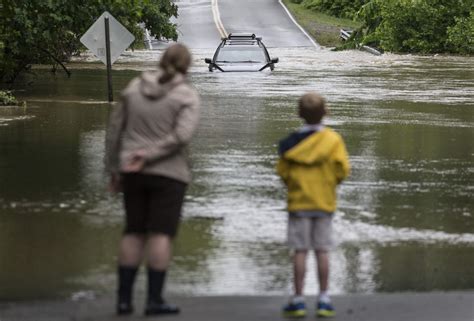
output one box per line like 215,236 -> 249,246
80,11 -> 135,65
80,11 -> 135,102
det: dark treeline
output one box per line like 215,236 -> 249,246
292,0 -> 473,54
0,0 -> 179,84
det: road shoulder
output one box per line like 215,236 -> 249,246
280,0 -> 360,47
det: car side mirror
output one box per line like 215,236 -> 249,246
205,58 -> 212,64
271,57 -> 279,64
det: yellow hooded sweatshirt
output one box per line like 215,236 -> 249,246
276,127 -> 350,214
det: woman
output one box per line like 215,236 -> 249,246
105,43 -> 200,316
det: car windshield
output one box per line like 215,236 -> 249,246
216,45 -> 266,63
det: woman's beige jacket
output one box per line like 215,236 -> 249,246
105,70 -> 201,183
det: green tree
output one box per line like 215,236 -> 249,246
355,0 -> 473,54
0,0 -> 178,83
296,0 -> 473,54
447,11 -> 474,54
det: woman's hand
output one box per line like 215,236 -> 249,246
122,150 -> 147,173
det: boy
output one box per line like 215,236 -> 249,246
277,92 -> 350,318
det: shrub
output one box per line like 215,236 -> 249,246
356,0 -> 473,54
0,0 -> 179,83
447,12 -> 474,54
0,90 -> 18,106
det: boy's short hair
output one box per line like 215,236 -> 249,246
298,92 -> 327,124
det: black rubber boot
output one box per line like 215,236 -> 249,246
144,268 -> 180,316
117,266 -> 138,315
144,302 -> 180,316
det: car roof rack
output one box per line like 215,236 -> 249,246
223,33 -> 263,45
226,40 -> 258,45
227,33 -> 256,40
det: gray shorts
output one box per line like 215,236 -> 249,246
287,216 -> 333,251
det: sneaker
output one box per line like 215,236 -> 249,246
282,301 -> 307,318
316,301 -> 335,318
117,302 -> 133,315
144,302 -> 180,316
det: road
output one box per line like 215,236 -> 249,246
2,292 -> 473,321
150,0 -> 318,49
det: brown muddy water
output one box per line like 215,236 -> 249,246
0,48 -> 473,300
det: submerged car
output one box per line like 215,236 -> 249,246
204,33 -> 279,72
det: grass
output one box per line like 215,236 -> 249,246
281,0 -> 361,47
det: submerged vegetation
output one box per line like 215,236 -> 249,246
0,90 -> 18,106
288,0 -> 474,54
0,0 -> 179,84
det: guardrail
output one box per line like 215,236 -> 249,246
339,29 -> 382,56
340,28 -> 352,41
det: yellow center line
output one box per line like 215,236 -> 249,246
211,0 -> 228,38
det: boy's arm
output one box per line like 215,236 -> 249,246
333,138 -> 350,184
276,157 -> 290,185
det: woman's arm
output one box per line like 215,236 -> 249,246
141,90 -> 201,164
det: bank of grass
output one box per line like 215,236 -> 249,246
281,0 -> 361,47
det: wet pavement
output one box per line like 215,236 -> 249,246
150,0 -> 316,49
1,292 -> 473,321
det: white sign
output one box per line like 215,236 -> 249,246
80,11 -> 135,65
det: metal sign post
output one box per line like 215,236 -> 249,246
80,11 -> 135,103
104,16 -> 113,102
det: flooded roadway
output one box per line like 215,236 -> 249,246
0,48 -> 473,300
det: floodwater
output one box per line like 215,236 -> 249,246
0,48 -> 473,300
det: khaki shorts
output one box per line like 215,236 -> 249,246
287,216 -> 333,251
